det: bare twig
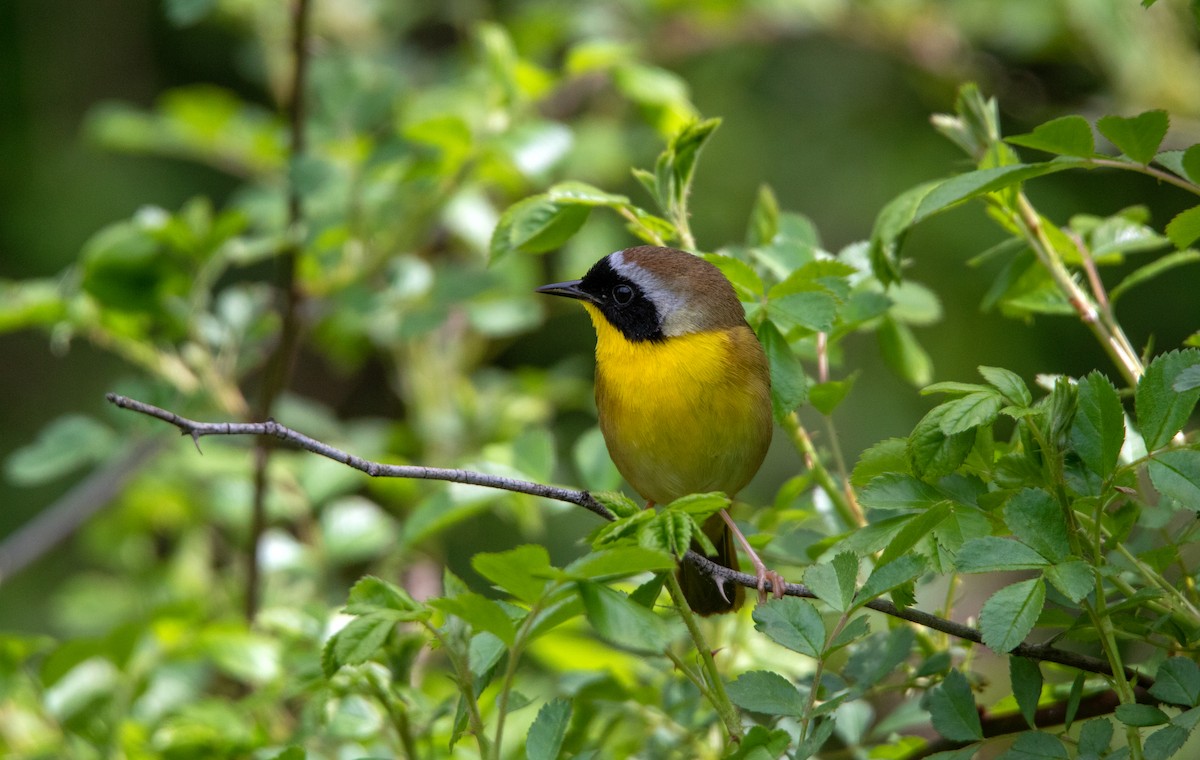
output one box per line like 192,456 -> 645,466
105,392 -> 1153,690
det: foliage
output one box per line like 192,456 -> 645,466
3,2 -> 1200,759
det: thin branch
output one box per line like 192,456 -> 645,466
105,393 -> 1153,690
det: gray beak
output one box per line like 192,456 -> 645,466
535,279 -> 596,304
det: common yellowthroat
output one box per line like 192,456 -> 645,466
537,245 -> 778,614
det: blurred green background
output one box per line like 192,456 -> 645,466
3,0 -> 1200,632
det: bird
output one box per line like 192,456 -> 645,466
537,245 -> 780,614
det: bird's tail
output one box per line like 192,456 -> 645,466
677,513 -> 743,615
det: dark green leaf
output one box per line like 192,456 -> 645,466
703,253 -> 763,301
766,290 -> 838,334
1166,205 -> 1200,250
1006,116 -> 1095,157
473,545 -> 554,604
1115,703 -> 1170,727
1077,718 -> 1113,756
758,319 -> 807,421
1136,349 -> 1200,450
908,404 -> 976,481
1148,450 -> 1200,509
751,597 -> 826,657
1071,371 -> 1126,478
1176,365 -> 1200,392
638,510 -> 693,556
1185,145 -> 1200,183
508,196 -> 591,253
526,698 -> 571,760
1150,657 -> 1200,707
724,726 -> 792,760
927,669 -> 983,742
429,594 -> 517,645
858,474 -> 944,511
1000,731 -> 1068,759
1144,724 -> 1190,760
979,366 -> 1033,407
1003,488 -> 1070,563
980,578 -> 1045,653
851,438 -> 910,487
1097,110 -> 1169,164
809,375 -> 857,415
854,554 -> 926,607
563,546 -> 674,582
726,670 -> 806,716
937,391 -> 1004,435
878,501 -> 953,566
577,581 -> 671,653
1045,561 -> 1094,603
803,553 -> 858,612
956,537 -> 1051,573
1010,657 -> 1043,729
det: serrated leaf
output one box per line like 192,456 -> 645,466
851,438 -> 910,487
592,490 -> 641,518
473,545 -> 554,604
751,598 -> 826,657
1006,115 -> 1095,157
804,553 -> 858,612
878,501 -> 953,566
322,613 -> 396,677
980,366 -> 1033,406
430,594 -> 517,645
1115,703 -> 1170,727
1166,205 -> 1200,250
855,554 -> 926,607
1144,723 -> 1191,760
577,581 -> 671,653
1098,110 -> 1169,164
1001,731 -> 1069,759
1002,488 -> 1070,563
1176,364 -> 1200,392
908,404 -> 976,481
1010,657 -> 1044,729
980,578 -> 1045,653
563,546 -> 674,582
1045,561 -> 1094,603
937,391 -> 1004,435
956,537 -> 1052,573
1148,449 -> 1200,509
927,669 -> 983,742
526,698 -> 571,760
766,289 -> 839,334
1136,349 -> 1200,450
345,576 -> 425,615
726,670 -> 806,716
702,253 -> 763,301
758,318 -> 807,421
1078,717 -> 1113,755
1071,371 -> 1126,478
638,510 -> 693,556
859,473 -> 944,511
1150,657 -> 1200,707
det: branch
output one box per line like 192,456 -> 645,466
105,393 -> 1152,690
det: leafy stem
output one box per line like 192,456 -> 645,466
783,412 -> 864,529
423,621 -> 493,758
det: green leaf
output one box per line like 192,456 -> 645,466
855,554 -> 927,607
4,415 -> 117,486
1166,205 -> 1200,250
1148,450 -> 1200,509
526,698 -> 571,760
1000,731 -> 1068,759
878,501 -> 953,566
927,669 -> 983,742
809,375 -> 857,415
747,184 -> 780,247
1176,365 -> 1200,392
751,598 -> 826,657
851,438 -> 910,487
725,670 -> 806,716
937,391 -> 1004,435
1071,371 -> 1126,479
429,594 -> 517,645
878,315 -> 934,387
859,474 -> 944,511
980,578 -> 1045,653
804,553 -> 858,612
1003,488 -> 1070,563
1115,703 -> 1170,727
546,181 -> 629,208
724,726 -> 792,760
956,537 -> 1052,573
322,613 -> 396,677
980,366 -> 1033,407
1185,145 -> 1200,183
637,510 -> 693,557
1150,657 -> 1200,707
1006,116 -> 1095,157
1110,249 -> 1200,304
592,490 -> 641,518
758,318 -> 807,421
473,545 -> 554,604
563,546 -> 674,582
702,253 -> 763,301
1144,723 -> 1191,760
1078,718 -> 1113,756
1136,349 -> 1200,450
908,404 -> 976,482
1045,561 -> 1094,603
1097,110 -> 1169,164
1010,657 -> 1043,729
345,576 -> 425,615
577,581 -> 672,653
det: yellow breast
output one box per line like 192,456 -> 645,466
583,303 -> 772,505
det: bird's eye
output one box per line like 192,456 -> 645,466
612,284 -> 635,306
